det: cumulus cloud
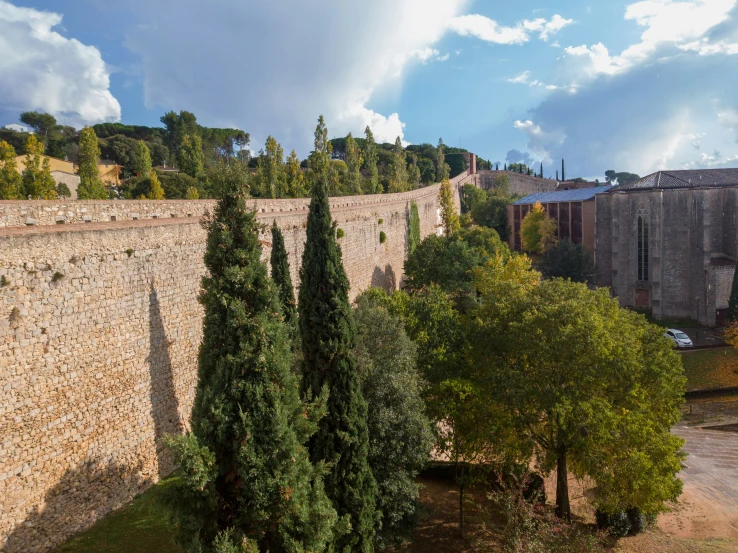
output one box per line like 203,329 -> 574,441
0,1 -> 120,127
448,13 -> 572,45
123,0 -> 467,153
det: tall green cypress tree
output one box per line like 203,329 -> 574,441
299,176 -> 379,553
271,221 -> 297,332
166,163 -> 336,552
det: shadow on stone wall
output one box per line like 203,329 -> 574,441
371,264 -> 397,293
3,460 -> 149,553
148,285 -> 183,479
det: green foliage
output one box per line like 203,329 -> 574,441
270,222 -> 297,334
438,178 -> 459,236
363,126 -> 380,195
135,140 -> 152,178
435,139 -> 450,182
491,173 -> 510,197
336,228 -> 345,239
22,135 -> 57,199
445,153 -> 468,179
167,167 -> 336,552
309,116 -> 333,178
285,150 -> 307,198
20,111 -> 57,143
408,201 -> 421,255
185,186 -> 200,200
538,239 -> 595,285
298,176 -> 378,552
178,134 -> 205,178
353,293 -> 434,548
345,133 -> 363,195
253,136 -> 286,198
407,153 -> 421,189
147,172 -> 165,200
471,195 -> 509,241
460,183 -> 486,214
56,181 -> 71,198
605,170 -> 641,187
77,127 -> 107,199
470,276 -> 686,519
520,202 -> 556,254
379,231 -> 387,244
388,136 -> 408,193
0,140 -> 23,199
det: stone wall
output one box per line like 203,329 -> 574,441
478,170 -> 557,197
0,177 -> 467,552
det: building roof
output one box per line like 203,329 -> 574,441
610,169 -> 738,191
512,186 -> 612,205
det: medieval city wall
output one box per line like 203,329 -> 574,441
477,170 -> 558,197
0,176 -> 467,552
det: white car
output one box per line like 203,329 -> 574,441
664,329 -> 693,348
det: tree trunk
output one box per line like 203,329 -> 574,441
459,481 -> 465,539
555,448 -> 571,520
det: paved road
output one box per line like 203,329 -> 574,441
673,426 -> 738,515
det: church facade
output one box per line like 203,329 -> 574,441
595,169 -> 738,327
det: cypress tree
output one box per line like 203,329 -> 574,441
271,221 -> 297,331
299,175 -> 378,552
166,163 -> 336,552
77,127 -> 108,199
540,162 -> 544,178
728,260 -> 738,322
562,158 -> 566,182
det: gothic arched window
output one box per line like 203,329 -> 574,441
637,207 -> 649,281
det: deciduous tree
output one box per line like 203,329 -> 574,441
363,126 -> 379,194
345,132 -> 363,195
178,134 -> 205,178
286,150 -> 307,198
388,136 -> 408,193
255,136 -> 286,198
0,140 -> 23,199
147,171 -> 165,200
538,239 -> 595,285
520,202 -> 556,254
165,163 -> 337,552
135,140 -> 152,178
436,139 -> 450,182
22,135 -> 56,199
438,178 -> 460,236
299,176 -> 378,552
77,127 -> 107,199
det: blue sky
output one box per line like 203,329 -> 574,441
3,0 -> 738,179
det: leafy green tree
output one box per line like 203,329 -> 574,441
417,157 -> 436,185
520,202 -> 556,254
270,221 -> 297,333
471,275 -> 686,520
100,134 -> 139,178
185,186 -> 200,199
407,153 -> 421,189
345,133 -> 363,195
460,183 -> 486,214
22,135 -> 56,199
178,134 -> 205,178
363,126 -> 380,194
255,136 -> 286,198
408,200 -> 421,255
388,137 -> 408,193
605,170 -> 641,187
538,239 -> 595,285
471,195 -> 509,241
299,176 -> 378,552
56,181 -> 71,199
286,150 -> 307,198
165,163 -> 337,552
20,111 -> 57,144
436,139 -> 450,182
438,178 -> 459,236
147,171 -> 165,200
77,127 -> 108,199
135,140 -> 152,178
491,173 -> 510,197
354,293 -> 434,548
0,140 -> 23,199
310,116 -> 333,179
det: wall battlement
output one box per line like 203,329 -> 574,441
0,175 -> 469,552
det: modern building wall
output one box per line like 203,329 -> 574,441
0,176 -> 469,552
506,200 -> 596,254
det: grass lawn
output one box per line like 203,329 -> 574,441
680,348 -> 738,391
52,476 -> 181,553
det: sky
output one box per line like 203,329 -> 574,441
2,0 -> 738,180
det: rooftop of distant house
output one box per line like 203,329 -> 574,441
512,186 -> 613,205
609,168 -> 738,191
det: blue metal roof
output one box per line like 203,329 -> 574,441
512,186 -> 612,205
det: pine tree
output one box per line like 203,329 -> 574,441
136,140 -> 152,178
388,136 -> 408,193
166,162 -> 337,552
0,140 -> 23,199
345,132 -> 364,195
271,221 -> 297,332
299,176 -> 379,552
22,135 -> 56,199
364,126 -> 379,195
438,178 -> 460,236
728,260 -> 738,322
77,127 -> 107,199
147,171 -> 165,199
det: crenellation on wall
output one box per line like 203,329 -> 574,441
0,177 -> 470,552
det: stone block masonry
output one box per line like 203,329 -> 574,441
0,177 -> 469,552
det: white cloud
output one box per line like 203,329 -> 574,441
0,1 -> 120,127
507,71 -> 532,84
506,71 -> 571,92
124,0 -> 468,153
448,13 -> 571,45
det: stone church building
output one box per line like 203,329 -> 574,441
596,169 -> 738,327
